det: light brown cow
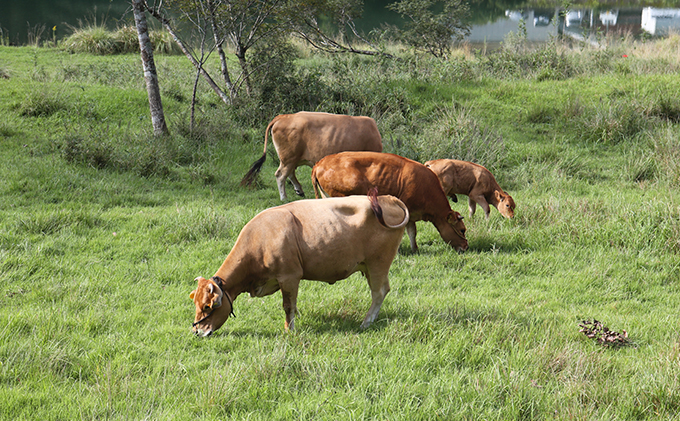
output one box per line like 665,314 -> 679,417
312,152 -> 468,253
241,111 -> 383,201
424,159 -> 516,219
190,193 -> 409,337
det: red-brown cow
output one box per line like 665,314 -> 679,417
312,152 -> 468,253
241,112 -> 383,201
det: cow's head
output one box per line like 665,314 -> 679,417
190,276 -> 234,337
440,211 -> 468,252
495,191 -> 516,219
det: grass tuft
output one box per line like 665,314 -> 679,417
62,25 -> 180,55
418,102 -> 506,169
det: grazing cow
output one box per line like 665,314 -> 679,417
312,151 -> 468,253
241,111 -> 383,201
424,159 -> 516,219
190,193 -> 409,336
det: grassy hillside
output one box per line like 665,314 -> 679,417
1,36 -> 680,420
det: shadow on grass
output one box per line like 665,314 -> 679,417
467,234 -> 532,254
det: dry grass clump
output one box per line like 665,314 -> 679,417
628,32 -> 680,64
62,24 -> 180,55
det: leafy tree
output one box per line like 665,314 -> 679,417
386,0 -> 470,58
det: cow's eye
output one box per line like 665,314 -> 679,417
203,305 -> 211,312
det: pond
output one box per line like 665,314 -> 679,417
1,0 -> 678,47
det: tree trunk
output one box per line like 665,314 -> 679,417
236,48 -> 252,96
132,0 -> 169,136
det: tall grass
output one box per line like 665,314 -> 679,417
1,36 -> 680,420
417,102 -> 506,168
62,25 -> 180,55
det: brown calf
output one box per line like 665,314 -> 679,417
424,159 -> 516,219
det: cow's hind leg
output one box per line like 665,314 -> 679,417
406,220 -> 418,253
275,163 -> 296,201
360,267 -> 391,329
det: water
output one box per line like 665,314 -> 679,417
0,0 -> 130,45
469,7 -> 680,49
0,0 -> 678,46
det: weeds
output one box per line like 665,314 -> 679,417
14,86 -> 68,117
651,124 -> 680,187
576,98 -> 648,144
418,102 -> 506,169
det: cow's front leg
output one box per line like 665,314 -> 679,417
474,195 -> 491,219
280,280 -> 300,331
288,171 -> 305,197
406,220 -> 418,253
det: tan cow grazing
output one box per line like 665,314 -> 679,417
312,151 -> 468,253
424,159 -> 516,219
241,111 -> 383,201
190,193 -> 409,337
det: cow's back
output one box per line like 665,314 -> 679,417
272,112 -> 382,165
313,152 -> 451,223
235,196 -> 406,282
425,159 -> 498,197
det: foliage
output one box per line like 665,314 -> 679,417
386,0 -> 470,58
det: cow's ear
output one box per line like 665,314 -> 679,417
495,190 -> 502,201
190,290 -> 196,300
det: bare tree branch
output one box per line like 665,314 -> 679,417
144,0 -> 232,105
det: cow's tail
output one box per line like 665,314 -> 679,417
240,116 -> 279,187
368,188 -> 409,229
311,168 -> 328,199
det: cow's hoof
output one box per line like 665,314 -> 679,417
295,191 -> 305,198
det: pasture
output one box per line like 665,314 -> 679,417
1,37 -> 680,420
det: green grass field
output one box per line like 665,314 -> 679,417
1,37 -> 680,420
